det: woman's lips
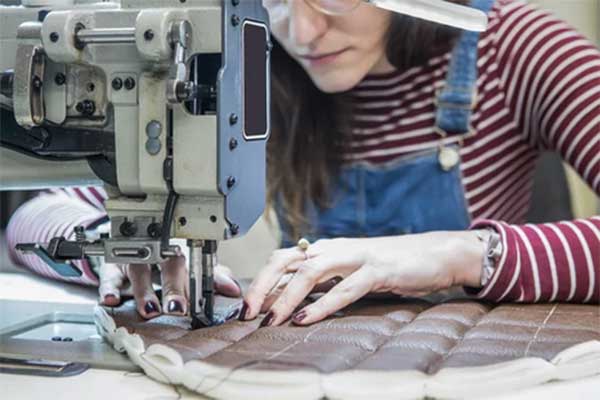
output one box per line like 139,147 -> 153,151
298,47 -> 350,67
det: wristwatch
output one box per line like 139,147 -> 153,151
476,228 -> 503,287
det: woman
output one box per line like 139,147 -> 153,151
7,0 -> 599,323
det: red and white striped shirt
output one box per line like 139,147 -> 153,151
5,0 -> 599,302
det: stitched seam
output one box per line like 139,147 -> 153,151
427,305 -> 492,374
524,303 -> 558,357
339,310 -> 426,370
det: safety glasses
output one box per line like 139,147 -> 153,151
263,0 -> 488,32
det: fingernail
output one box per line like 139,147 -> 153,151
233,278 -> 242,292
227,307 -> 240,320
144,301 -> 159,315
239,300 -> 249,321
167,300 -> 183,314
260,311 -> 275,328
292,310 -> 307,324
104,294 -> 118,304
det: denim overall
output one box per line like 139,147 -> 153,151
277,0 -> 495,247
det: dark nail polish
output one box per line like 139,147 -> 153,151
292,310 -> 307,324
168,300 -> 183,313
233,278 -> 242,292
144,301 -> 158,315
260,311 -> 275,327
239,300 -> 249,321
227,307 -> 240,320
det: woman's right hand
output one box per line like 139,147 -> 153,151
98,256 -> 241,319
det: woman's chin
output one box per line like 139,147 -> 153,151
309,70 -> 363,94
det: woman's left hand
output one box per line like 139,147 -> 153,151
241,231 -> 486,326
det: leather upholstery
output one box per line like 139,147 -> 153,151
105,296 -> 600,374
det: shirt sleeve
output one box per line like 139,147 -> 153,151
469,218 -> 599,303
466,2 -> 600,304
6,187 -> 108,286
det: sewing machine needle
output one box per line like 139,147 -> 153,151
366,0 -> 489,32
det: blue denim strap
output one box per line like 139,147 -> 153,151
435,0 -> 496,135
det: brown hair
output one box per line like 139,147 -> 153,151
268,5 -> 467,239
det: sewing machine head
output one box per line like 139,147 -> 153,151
0,0 -> 271,328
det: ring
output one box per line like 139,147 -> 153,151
297,238 -> 310,259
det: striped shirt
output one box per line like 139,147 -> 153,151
5,0 -> 600,302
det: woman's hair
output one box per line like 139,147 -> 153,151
268,3 -> 467,238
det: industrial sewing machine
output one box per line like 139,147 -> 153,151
0,0 -> 488,333
0,0 -> 270,329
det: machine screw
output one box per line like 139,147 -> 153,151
227,176 -> 236,189
143,29 -> 155,41
112,77 -> 123,90
119,220 -> 137,237
76,100 -> 96,116
210,215 -> 217,223
229,113 -> 238,125
231,14 -> 240,27
124,77 -> 136,90
229,138 -> 238,150
31,76 -> 43,90
178,217 -> 187,226
230,224 -> 239,236
147,222 -> 162,238
54,73 -> 66,86
74,226 -> 86,242
49,32 -> 59,42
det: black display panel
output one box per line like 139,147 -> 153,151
243,21 -> 269,139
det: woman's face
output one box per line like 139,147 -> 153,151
265,0 -> 394,93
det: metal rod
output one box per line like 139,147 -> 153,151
188,239 -> 204,325
201,240 -> 217,323
76,28 -> 136,44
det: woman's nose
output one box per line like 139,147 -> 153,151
288,0 -> 328,47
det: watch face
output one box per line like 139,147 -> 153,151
242,21 -> 269,140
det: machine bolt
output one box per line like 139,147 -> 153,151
178,217 -> 187,226
147,223 -> 162,238
210,215 -> 217,223
231,14 -> 240,27
229,113 -> 238,125
230,224 -> 239,236
143,29 -> 155,41
54,73 -> 66,86
111,77 -> 123,90
76,100 -> 96,116
119,220 -> 137,237
49,32 -> 59,42
229,138 -> 238,150
227,176 -> 236,189
124,77 -> 136,90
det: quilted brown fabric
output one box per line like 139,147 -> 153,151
104,296 -> 600,374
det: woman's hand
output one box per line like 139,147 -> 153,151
241,231 -> 486,326
98,255 -> 241,319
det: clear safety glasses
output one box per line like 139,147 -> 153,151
263,0 -> 488,32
